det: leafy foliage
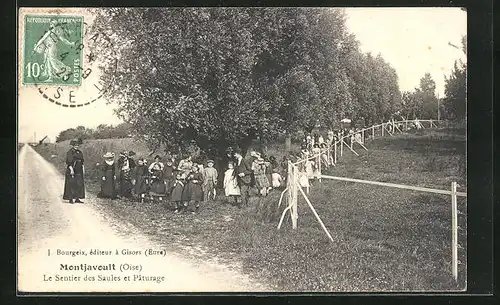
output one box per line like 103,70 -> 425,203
401,73 -> 438,120
442,35 -> 466,122
90,8 -> 402,158
55,123 -> 133,142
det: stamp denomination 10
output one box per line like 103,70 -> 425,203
23,15 -> 84,86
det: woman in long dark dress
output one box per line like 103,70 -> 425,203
98,152 -> 117,199
132,158 -> 149,202
117,151 -> 134,198
163,159 -> 176,197
63,139 -> 85,203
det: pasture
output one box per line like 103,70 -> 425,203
34,128 -> 466,291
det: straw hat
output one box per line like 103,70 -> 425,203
103,152 -> 114,159
207,159 -> 214,164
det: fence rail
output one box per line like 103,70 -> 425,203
278,118 -> 466,282
292,118 -> 439,166
320,175 -> 467,197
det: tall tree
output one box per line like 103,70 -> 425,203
400,73 -> 438,120
443,35 -> 466,122
90,7 -> 402,158
91,8 -> 285,158
417,72 -> 439,119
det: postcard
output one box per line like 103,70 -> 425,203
17,7 -> 467,293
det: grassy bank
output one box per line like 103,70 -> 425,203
34,129 -> 466,291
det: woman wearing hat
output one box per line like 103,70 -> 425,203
98,152 -> 117,199
63,139 -> 85,203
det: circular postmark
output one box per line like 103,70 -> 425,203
23,14 -> 118,108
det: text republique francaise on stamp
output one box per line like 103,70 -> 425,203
23,15 -> 84,86
21,13 -> 117,108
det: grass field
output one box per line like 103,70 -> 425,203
33,128 -> 466,291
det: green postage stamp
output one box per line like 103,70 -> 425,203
23,15 -> 84,86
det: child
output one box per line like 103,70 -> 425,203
269,155 -> 279,171
354,129 -> 362,144
132,158 -> 149,203
298,158 -> 310,189
263,155 -> 273,193
349,129 -> 355,147
178,155 -> 193,179
163,159 -> 176,197
302,151 -> 316,185
203,159 -> 218,202
311,144 -> 321,178
252,155 -> 270,196
318,134 -> 325,145
271,171 -> 283,189
171,172 -> 185,213
319,142 -> 330,168
306,135 -> 313,151
149,156 -> 166,204
183,164 -> 203,214
223,161 -> 240,204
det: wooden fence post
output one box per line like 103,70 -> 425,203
288,162 -> 294,226
382,123 -> 385,136
318,152 -> 322,182
292,167 -> 298,228
334,141 -> 337,164
327,146 -> 330,166
277,162 -> 293,230
340,138 -> 343,157
361,129 -> 365,144
297,184 -> 335,242
451,181 -> 458,281
372,126 -> 375,139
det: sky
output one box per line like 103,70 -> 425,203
345,7 -> 467,95
18,8 -> 466,143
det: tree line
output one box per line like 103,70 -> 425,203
402,35 -> 466,123
55,123 -> 134,142
90,8 -> 465,159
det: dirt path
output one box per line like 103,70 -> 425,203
18,145 -> 271,292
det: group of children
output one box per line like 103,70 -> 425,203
133,154 -> 218,214
97,150 -> 284,214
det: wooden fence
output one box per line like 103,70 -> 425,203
277,118 -> 466,281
